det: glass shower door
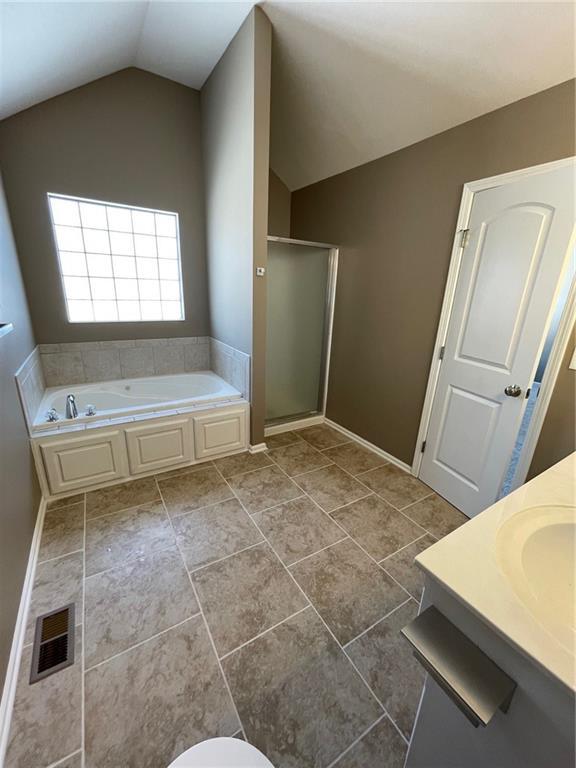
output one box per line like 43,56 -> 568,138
265,240 -> 332,423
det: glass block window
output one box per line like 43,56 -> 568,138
47,193 -> 185,323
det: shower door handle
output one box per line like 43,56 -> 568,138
504,384 -> 522,398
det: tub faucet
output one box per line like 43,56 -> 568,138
65,394 -> 78,419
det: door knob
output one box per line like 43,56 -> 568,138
504,384 -> 522,398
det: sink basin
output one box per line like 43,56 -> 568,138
496,505 -> 575,653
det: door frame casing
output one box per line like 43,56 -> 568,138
411,156 -> 576,493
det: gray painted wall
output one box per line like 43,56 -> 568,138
268,169 -> 291,237
528,327 -> 576,479
201,16 -> 256,356
0,68 -> 208,343
291,79 -> 576,465
201,8 -> 271,443
0,174 -> 40,689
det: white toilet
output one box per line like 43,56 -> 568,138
168,737 -> 275,767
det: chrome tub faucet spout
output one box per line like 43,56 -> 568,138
66,394 -> 78,419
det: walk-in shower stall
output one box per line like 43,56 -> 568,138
265,237 -> 338,426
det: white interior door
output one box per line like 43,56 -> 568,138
420,163 -> 575,517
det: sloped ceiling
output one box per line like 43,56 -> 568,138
1,2 -> 574,190
266,1 -> 576,189
0,1 -> 255,119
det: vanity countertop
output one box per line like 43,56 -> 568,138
416,453 -> 575,692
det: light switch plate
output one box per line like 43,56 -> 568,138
256,267 -> 265,277
569,345 -> 576,371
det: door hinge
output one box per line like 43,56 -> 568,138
421,440 -> 427,453
458,229 -> 470,249
439,345 -> 445,360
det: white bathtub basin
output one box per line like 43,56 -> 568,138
34,371 -> 241,429
496,505 -> 576,653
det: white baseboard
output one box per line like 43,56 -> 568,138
264,414 -> 325,436
0,497 -> 46,765
248,442 -> 268,454
325,418 -> 412,473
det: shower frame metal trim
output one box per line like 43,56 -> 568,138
266,236 -> 339,423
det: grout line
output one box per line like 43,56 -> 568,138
188,540 -> 266,574
84,540 -> 179,581
165,492 -> 236,522
287,461 -> 338,479
395,492 -> 435,513
285,536 -> 349,568
210,463 -> 410,742
84,613 -> 201,674
154,477 -> 247,738
36,548 -> 84,566
309,461 -> 441,559
342,598 -> 413,649
44,497 -> 86,514
378,534 -> 430,564
300,436 -> 352,451
275,462 -> 414,602
219,606 -> 311,661
324,492 -> 375,515
247,494 -> 307,517
216,461 -> 276,480
85,494 -> 162,523
325,714 -> 387,768
354,466 -> 389,477
45,750 -> 84,768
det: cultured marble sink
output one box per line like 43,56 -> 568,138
496,505 -> 576,652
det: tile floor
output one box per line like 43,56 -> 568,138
6,424 -> 468,768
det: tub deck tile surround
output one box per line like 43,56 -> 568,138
6,427 -> 468,768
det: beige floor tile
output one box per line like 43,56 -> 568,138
347,600 -> 425,739
381,534 -> 437,600
223,608 -> 381,768
332,495 -> 426,560
6,631 -> 82,768
86,477 -> 159,520
213,451 -> 273,478
290,539 -> 407,645
192,543 -> 308,656
402,494 -> 468,538
252,496 -> 345,565
332,717 -> 406,768
264,431 -> 303,449
158,466 -> 234,518
85,545 -> 199,667
360,465 -> 431,509
25,551 -> 83,645
297,424 -> 350,450
85,617 -> 239,768
323,442 -> 388,475
268,440 -> 333,476
227,466 -> 302,514
346,600 -> 425,739
295,465 -> 369,513
38,501 -> 84,563
85,501 -> 174,576
174,498 -> 263,571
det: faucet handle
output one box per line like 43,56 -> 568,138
46,408 -> 60,422
85,404 -> 96,416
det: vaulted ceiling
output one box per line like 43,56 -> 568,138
1,2 -> 574,191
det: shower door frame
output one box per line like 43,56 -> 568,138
265,236 -> 339,429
